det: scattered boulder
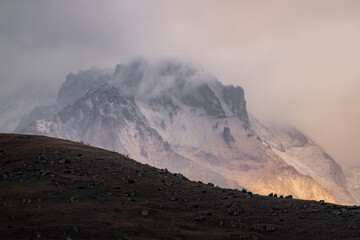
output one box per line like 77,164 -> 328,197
193,215 -> 206,222
22,199 -> 32,204
227,203 -> 244,216
245,192 -> 253,198
127,179 -> 136,184
266,225 -> 277,232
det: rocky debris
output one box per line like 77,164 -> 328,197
163,181 -> 173,187
173,173 -> 188,182
0,149 -> 8,159
227,203 -> 244,216
62,167 -> 90,176
309,202 -> 317,208
298,214 -> 306,219
349,225 -> 358,230
266,225 -> 277,232
141,210 -> 149,216
127,179 -> 136,184
332,210 -> 342,216
1,167 -> 54,182
1,155 -> 21,167
124,192 -> 136,197
192,204 -> 201,209
38,169 -> 51,177
254,224 -> 277,232
218,219 -> 224,226
156,168 -> 169,175
244,191 -> 253,198
193,214 -> 206,222
21,199 -> 32,204
58,159 -> 66,164
269,193 -> 293,200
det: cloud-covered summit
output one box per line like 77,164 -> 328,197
1,1 -> 359,166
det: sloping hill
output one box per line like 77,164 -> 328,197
0,134 -> 359,239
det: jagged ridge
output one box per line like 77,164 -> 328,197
15,59 -> 346,203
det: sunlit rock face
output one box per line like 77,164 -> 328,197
15,58 -> 352,204
250,116 -> 358,205
345,168 -> 360,204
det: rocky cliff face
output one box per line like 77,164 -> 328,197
15,59 -> 343,203
56,67 -> 111,106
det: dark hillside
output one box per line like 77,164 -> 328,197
0,134 -> 359,239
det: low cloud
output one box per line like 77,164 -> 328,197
0,0 -> 359,166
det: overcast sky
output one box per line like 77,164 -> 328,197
0,0 -> 359,167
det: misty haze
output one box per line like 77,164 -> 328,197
1,1 -> 360,239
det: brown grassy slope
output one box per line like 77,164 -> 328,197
0,133 -> 359,240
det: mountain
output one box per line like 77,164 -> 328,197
250,117 -> 358,205
1,134 -> 360,239
345,167 -> 360,204
0,90 -> 53,133
15,59 -> 345,203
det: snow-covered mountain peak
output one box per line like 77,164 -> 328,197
57,68 -> 112,106
14,59 -> 356,204
112,59 -> 218,99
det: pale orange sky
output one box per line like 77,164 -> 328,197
133,0 -> 360,167
1,0 -> 359,166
